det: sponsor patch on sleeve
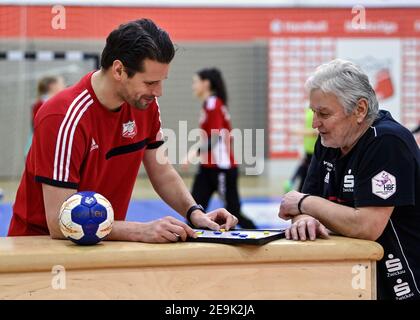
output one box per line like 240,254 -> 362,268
371,170 -> 396,199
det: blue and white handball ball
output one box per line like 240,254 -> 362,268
59,191 -> 114,245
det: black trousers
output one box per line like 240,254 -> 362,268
191,166 -> 256,229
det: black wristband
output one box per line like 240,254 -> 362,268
297,194 -> 311,215
186,204 -> 205,225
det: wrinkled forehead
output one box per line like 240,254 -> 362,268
309,89 -> 343,112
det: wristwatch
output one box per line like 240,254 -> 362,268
186,204 -> 205,225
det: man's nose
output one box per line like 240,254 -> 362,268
312,114 -> 321,129
152,83 -> 162,97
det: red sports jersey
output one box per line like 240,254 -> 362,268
199,96 -> 235,169
9,71 -> 164,236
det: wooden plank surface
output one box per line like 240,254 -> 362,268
0,235 -> 383,272
0,261 -> 375,300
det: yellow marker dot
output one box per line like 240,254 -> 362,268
220,229 -> 226,232
263,231 -> 270,235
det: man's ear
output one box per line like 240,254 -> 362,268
111,60 -> 124,81
355,98 -> 368,124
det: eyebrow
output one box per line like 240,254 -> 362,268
310,106 -> 328,112
144,77 -> 168,83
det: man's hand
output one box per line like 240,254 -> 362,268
278,190 -> 308,220
190,208 -> 238,231
137,216 -> 197,243
285,216 -> 330,241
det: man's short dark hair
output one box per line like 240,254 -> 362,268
100,18 -> 175,77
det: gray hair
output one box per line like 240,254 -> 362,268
305,59 -> 379,123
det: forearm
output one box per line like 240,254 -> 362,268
50,230 -> 66,240
149,163 -> 196,217
300,196 -> 364,238
48,215 -> 66,240
42,184 -> 76,240
105,220 -> 146,241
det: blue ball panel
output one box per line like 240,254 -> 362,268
79,192 -> 97,208
71,204 -> 91,225
81,219 -> 99,236
89,202 -> 108,225
69,234 -> 101,245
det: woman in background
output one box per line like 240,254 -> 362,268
25,75 -> 65,155
185,68 -> 256,229
31,75 -> 65,128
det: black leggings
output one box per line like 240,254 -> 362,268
191,166 -> 256,229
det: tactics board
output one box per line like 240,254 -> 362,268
187,229 -> 285,245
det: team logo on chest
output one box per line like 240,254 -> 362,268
90,138 -> 99,151
122,120 -> 137,139
343,169 -> 354,192
323,161 -> 333,171
372,170 -> 396,199
323,161 -> 333,184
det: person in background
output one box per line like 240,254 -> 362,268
183,67 -> 256,229
31,76 -> 66,128
24,75 -> 66,156
284,107 -> 318,192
